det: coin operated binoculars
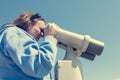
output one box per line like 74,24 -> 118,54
54,28 -> 104,80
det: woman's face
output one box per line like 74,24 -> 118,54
28,20 -> 46,41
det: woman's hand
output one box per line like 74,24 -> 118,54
44,23 -> 59,37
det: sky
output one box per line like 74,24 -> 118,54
0,0 -> 120,80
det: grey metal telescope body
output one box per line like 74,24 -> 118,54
55,28 -> 104,61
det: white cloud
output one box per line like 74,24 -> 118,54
113,78 -> 120,80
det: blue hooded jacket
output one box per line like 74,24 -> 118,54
0,24 -> 57,80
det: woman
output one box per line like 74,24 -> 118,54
0,12 -> 58,80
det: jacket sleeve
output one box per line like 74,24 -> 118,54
2,27 -> 57,78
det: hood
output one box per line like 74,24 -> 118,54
0,23 -> 14,34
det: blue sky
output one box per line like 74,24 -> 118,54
0,0 -> 120,80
